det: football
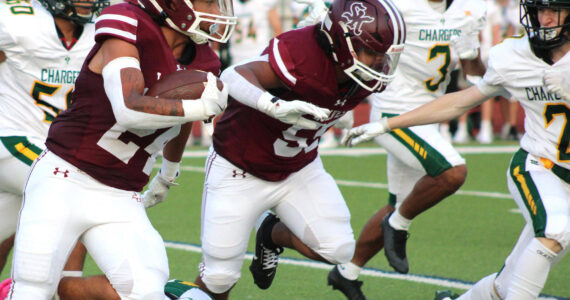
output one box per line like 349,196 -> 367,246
146,69 -> 223,99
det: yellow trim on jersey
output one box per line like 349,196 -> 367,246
512,166 -> 537,215
393,129 -> 428,159
179,281 -> 199,287
15,142 -> 40,161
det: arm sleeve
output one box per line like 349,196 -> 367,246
219,55 -> 272,110
103,57 -> 195,129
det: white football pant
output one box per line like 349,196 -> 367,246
10,150 -> 169,300
199,148 -> 355,293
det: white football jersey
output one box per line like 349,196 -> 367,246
0,0 -> 94,138
371,0 -> 486,114
477,36 -> 570,169
230,0 -> 278,65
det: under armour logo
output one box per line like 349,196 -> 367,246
341,2 -> 374,36
132,193 -> 142,203
232,170 -> 246,178
335,99 -> 347,107
53,167 -> 69,177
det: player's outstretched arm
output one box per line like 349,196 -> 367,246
343,86 -> 488,146
91,38 -> 228,129
220,61 -> 330,130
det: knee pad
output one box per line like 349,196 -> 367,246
201,270 -> 240,294
138,291 -> 168,300
315,236 -> 355,265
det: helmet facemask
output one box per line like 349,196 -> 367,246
340,21 -> 404,92
38,0 -> 109,24
141,0 -> 236,44
319,0 -> 406,92
520,0 -> 570,50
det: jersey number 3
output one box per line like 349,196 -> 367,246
424,44 -> 451,92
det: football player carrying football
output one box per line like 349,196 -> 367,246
328,0 -> 487,298
0,0 -> 118,298
7,0 -> 235,298
193,0 -> 406,299
344,0 -> 570,299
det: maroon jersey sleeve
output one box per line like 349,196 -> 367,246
95,4 -> 139,44
47,3 -> 221,192
213,26 -> 372,181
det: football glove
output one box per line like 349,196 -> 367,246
334,110 -> 354,130
450,32 -> 479,60
341,117 -> 390,147
544,69 -> 570,100
199,72 -> 229,121
257,92 -> 330,130
295,0 -> 328,28
142,170 -> 179,208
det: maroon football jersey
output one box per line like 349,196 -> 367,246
213,25 -> 372,181
46,3 -> 220,192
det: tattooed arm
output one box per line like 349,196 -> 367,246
87,38 -> 227,129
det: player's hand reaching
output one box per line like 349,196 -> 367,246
341,117 -> 390,147
544,69 -> 570,100
257,92 -> 330,130
142,170 -> 179,208
295,0 -> 328,28
199,72 -> 229,120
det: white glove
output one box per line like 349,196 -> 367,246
296,0 -> 328,28
257,92 -> 330,130
142,165 -> 179,208
341,117 -> 390,147
199,72 -> 229,121
334,110 -> 354,129
543,69 -> 570,100
450,32 -> 479,60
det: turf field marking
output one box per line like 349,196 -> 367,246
182,145 -> 519,158
163,240 -> 565,300
177,166 -> 513,200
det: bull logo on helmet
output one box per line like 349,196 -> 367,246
341,2 -> 375,36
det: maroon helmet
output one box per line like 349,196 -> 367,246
320,0 -> 406,92
137,0 -> 236,44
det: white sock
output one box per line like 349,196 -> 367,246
457,122 -> 468,133
506,239 -> 556,300
457,273 -> 501,300
337,262 -> 362,280
389,210 -> 412,231
480,120 -> 492,132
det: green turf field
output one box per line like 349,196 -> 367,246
2,143 -> 569,299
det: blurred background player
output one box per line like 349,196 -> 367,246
193,0 -> 405,298
328,0 -> 487,299
7,0 -> 234,297
453,0 -> 523,144
0,0 -> 118,298
344,0 -> 570,299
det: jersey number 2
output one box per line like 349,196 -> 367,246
544,103 -> 570,162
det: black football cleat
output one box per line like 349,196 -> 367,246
434,289 -> 459,300
381,213 -> 410,274
250,212 -> 284,290
327,266 -> 367,300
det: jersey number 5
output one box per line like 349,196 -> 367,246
31,81 -> 72,123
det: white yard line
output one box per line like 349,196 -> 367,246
181,145 -> 520,158
163,241 -> 563,299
